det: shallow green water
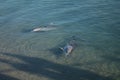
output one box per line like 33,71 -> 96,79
0,0 -> 120,80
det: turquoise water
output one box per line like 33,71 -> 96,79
0,0 -> 120,80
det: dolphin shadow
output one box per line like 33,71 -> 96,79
21,28 -> 33,33
0,52 -> 113,80
49,47 -> 64,58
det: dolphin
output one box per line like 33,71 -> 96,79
60,43 -> 73,56
32,23 -> 57,32
32,27 -> 56,32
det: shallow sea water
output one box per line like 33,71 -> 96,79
0,0 -> 120,80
